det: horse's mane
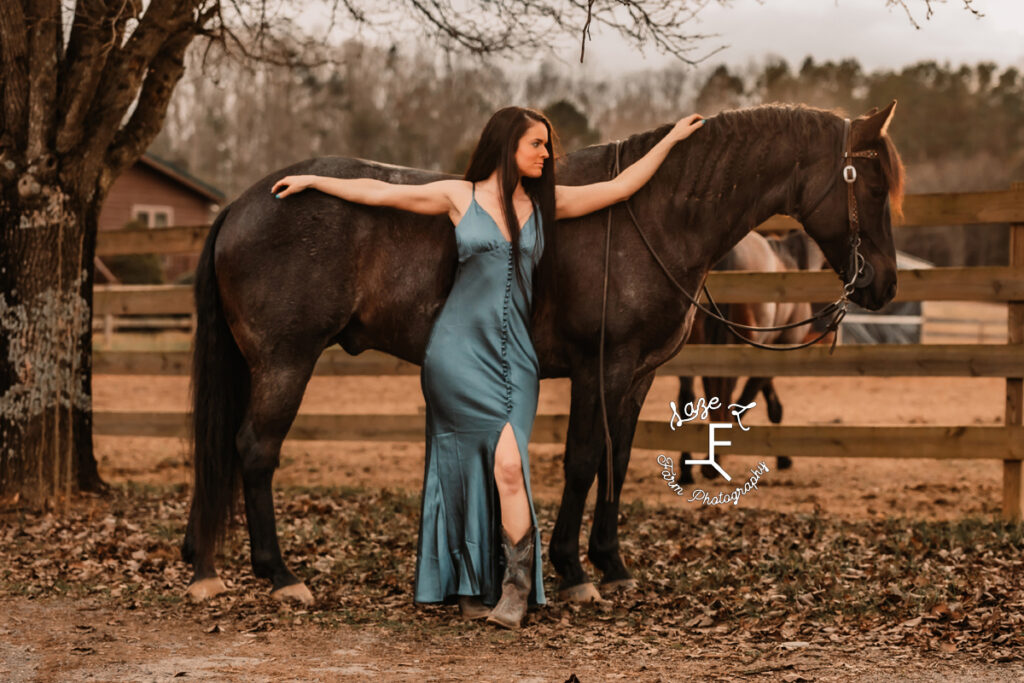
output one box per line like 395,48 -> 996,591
617,103 -> 905,220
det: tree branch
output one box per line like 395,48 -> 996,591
102,28 -> 194,195
26,0 -> 61,164
0,0 -> 29,152
79,0 -> 199,184
885,0 -> 984,30
56,0 -> 129,156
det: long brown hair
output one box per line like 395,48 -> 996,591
463,106 -> 558,299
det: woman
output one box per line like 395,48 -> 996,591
271,106 -> 704,629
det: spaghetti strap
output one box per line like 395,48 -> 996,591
471,182 -> 476,198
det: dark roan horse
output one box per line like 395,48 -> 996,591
675,229 -> 829,486
182,102 -> 905,605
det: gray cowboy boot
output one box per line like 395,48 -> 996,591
458,596 -> 491,620
486,526 -> 534,629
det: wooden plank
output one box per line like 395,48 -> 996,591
91,349 -> 423,376
1003,207 -> 1024,521
93,344 -> 1024,378
896,187 -> 1024,227
91,267 -> 1024,318
97,225 -> 210,256
93,350 -> 192,375
631,423 -> 1024,460
94,285 -> 193,315
92,411 -> 1024,460
754,187 -> 1024,233
703,266 -> 1024,303
657,344 -> 1024,378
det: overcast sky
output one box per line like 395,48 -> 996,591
559,0 -> 1024,75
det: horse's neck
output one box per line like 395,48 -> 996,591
626,121 -> 811,274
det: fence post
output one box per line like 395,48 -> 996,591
103,313 -> 114,349
1003,181 -> 1024,522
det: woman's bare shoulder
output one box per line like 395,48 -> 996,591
436,179 -> 473,225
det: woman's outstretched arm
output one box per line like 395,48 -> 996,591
270,175 -> 461,216
554,113 -> 705,221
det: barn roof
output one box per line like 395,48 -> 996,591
139,152 -> 225,203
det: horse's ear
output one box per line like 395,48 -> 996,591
855,100 -> 897,141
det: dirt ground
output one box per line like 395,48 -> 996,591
4,343 -> 1019,682
3,596 -> 1023,682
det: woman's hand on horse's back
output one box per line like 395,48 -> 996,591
272,174 -> 457,216
272,175 -> 317,199
669,113 -> 705,142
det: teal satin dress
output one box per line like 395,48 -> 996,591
414,184 -> 546,607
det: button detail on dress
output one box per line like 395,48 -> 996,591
500,247 -> 514,415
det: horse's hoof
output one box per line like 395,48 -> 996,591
185,576 -> 228,602
600,578 -> 638,594
270,582 -> 314,606
557,582 -> 605,603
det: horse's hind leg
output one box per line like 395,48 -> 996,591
755,378 -> 783,424
237,353 -> 320,604
589,370 -> 656,593
183,506 -> 225,600
755,379 -> 792,469
739,378 -> 791,469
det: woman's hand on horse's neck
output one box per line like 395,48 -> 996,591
555,113 -> 704,220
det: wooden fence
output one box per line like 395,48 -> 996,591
93,184 -> 1024,519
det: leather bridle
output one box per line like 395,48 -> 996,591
596,117 -> 886,501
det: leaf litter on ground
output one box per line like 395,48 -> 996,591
2,482 -> 1023,665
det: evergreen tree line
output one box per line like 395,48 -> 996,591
150,41 -> 1024,266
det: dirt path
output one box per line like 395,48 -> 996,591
4,595 -> 1024,682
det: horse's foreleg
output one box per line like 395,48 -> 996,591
588,370 -> 656,593
700,375 -> 737,480
237,358 -> 318,605
550,372 -> 609,603
675,375 -> 697,486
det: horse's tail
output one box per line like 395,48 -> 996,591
183,203 -> 249,563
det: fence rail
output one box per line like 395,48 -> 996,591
92,266 -> 1024,316
92,411 -> 1024,460
92,344 -> 1024,378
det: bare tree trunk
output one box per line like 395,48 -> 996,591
0,181 -> 91,504
75,203 -> 105,493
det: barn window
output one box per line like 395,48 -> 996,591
132,205 -> 174,229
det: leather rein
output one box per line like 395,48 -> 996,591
596,117 -> 883,501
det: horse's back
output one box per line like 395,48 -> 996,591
211,156 -> 460,364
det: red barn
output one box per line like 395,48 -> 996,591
98,152 -> 224,282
